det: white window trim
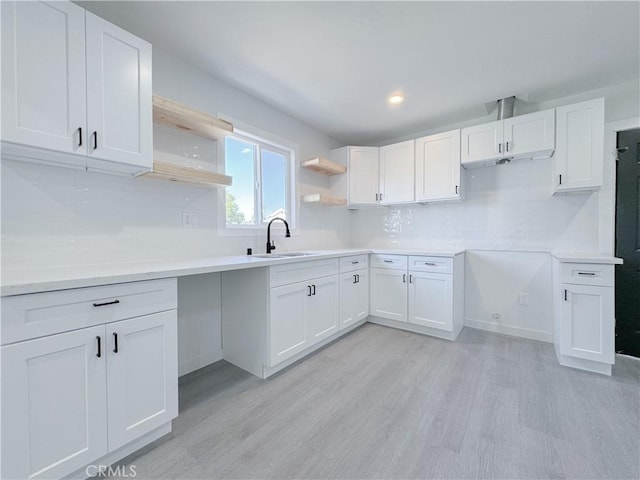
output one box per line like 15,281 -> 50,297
216,116 -> 298,236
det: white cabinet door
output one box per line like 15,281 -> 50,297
503,109 -> 555,159
560,284 -> 614,364
1,1 -> 87,155
307,276 -> 339,343
370,268 -> 407,322
1,326 -> 108,480
86,12 -> 153,170
348,146 -> 380,205
379,139 -> 415,204
339,270 -> 369,330
106,310 -> 178,451
408,272 -> 453,331
554,98 -> 604,193
269,282 -> 309,366
461,120 -> 503,166
415,129 -> 461,202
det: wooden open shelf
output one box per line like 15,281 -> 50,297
302,193 -> 347,206
143,161 -> 232,187
153,94 -> 233,141
302,157 -> 346,176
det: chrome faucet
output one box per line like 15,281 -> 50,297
266,217 -> 291,254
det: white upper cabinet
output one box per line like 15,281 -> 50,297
553,98 -> 604,193
346,146 -> 380,205
415,129 -> 461,202
1,1 -> 87,155
461,108 -> 555,167
461,120 -> 503,167
85,12 -> 152,170
379,139 -> 415,204
1,1 -> 152,175
503,109 -> 555,159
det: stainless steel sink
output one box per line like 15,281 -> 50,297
253,252 -> 315,259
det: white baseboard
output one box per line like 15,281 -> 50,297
179,348 -> 223,377
464,317 -> 552,343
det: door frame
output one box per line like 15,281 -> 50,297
600,117 -> 640,255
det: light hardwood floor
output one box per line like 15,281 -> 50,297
115,324 -> 640,479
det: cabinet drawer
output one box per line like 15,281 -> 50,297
409,256 -> 453,274
559,263 -> 614,287
269,258 -> 339,288
2,278 -> 177,345
339,255 -> 369,273
370,254 -> 408,270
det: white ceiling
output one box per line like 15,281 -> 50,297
79,1 -> 640,144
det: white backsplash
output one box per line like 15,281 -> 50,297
351,157 -> 599,253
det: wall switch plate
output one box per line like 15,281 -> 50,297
182,212 -> 199,228
519,292 -> 529,306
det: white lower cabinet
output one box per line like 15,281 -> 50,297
106,311 -> 178,451
0,279 -> 178,480
370,254 -> 464,340
553,258 -> 616,375
269,282 -> 309,366
2,326 -> 108,480
339,270 -> 369,329
559,284 -> 614,364
269,275 -> 339,366
370,268 -> 408,322
408,271 -> 454,331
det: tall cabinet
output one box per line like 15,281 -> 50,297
1,0 -> 152,174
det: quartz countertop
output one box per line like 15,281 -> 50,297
551,252 -> 623,264
1,248 -> 466,296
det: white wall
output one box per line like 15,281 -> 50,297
351,80 -> 640,341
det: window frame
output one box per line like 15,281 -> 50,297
218,124 -> 297,235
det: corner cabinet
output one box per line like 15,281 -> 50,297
336,146 -> 380,206
553,98 -> 604,193
1,0 -> 152,175
1,279 -> 178,480
415,129 -> 462,202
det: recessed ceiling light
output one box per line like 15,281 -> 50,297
387,93 -> 405,105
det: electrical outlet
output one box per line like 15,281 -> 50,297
182,212 -> 199,228
519,292 -> 530,306
492,312 -> 501,320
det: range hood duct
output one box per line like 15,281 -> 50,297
496,96 -> 515,120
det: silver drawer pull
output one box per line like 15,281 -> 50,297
93,299 -> 120,307
384,260 -> 394,263
424,262 -> 437,266
577,272 -> 596,276
351,261 -> 359,264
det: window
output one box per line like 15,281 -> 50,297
224,132 -> 293,227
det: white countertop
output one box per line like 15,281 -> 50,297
1,248 -> 465,296
551,252 -> 623,264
